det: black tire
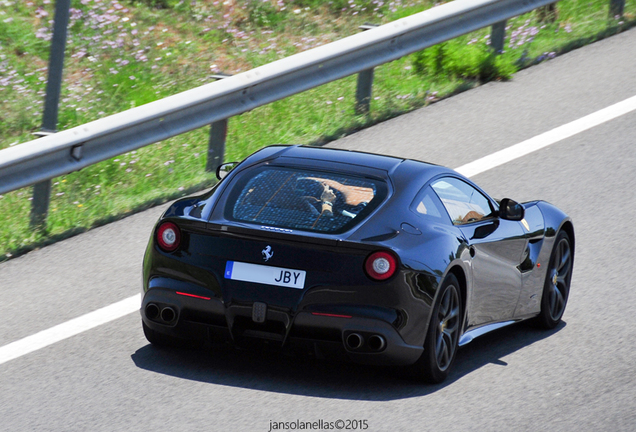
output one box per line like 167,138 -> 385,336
142,321 -> 202,349
534,230 -> 573,329
410,274 -> 462,383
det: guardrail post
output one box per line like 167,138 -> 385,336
355,69 -> 375,115
30,0 -> 71,230
30,181 -> 52,230
490,20 -> 507,54
206,118 -> 228,173
355,24 -> 379,115
31,181 -> 53,229
609,0 -> 625,17
205,74 -> 232,173
537,3 -> 558,22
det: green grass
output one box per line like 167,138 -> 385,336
1,0 -> 635,260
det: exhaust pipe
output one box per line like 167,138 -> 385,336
345,333 -> 364,350
367,334 -> 386,352
160,306 -> 177,323
145,303 -> 160,320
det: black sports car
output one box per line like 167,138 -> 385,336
141,145 -> 574,383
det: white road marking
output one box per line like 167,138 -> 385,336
1,95 -> 636,366
0,294 -> 140,366
455,94 -> 636,177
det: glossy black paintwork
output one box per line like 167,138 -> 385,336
142,145 -> 574,366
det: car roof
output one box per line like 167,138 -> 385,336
274,145 -> 406,172
246,145 -> 447,180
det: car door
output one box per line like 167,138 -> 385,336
431,177 -> 527,326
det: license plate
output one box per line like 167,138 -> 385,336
224,261 -> 306,290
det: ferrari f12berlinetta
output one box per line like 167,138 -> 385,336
141,146 -> 574,383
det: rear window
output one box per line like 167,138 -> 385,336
225,166 -> 387,233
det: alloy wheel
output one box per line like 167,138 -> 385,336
547,237 -> 572,321
435,284 -> 460,371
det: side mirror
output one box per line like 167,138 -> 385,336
499,198 -> 524,221
215,162 -> 238,180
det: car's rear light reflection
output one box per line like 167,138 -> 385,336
176,291 -> 211,300
311,312 -> 353,318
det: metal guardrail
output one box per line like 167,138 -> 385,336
0,0 -> 625,201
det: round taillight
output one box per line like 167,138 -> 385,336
364,251 -> 397,281
156,222 -> 181,252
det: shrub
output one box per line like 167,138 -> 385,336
411,41 -> 517,82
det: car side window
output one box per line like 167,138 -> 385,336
411,186 -> 448,221
431,178 -> 495,225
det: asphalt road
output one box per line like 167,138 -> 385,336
1,27 -> 636,432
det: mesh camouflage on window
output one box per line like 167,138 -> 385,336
228,167 -> 386,233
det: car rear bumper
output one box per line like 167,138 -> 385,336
141,286 -> 423,366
